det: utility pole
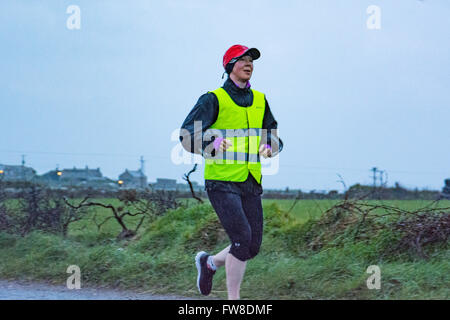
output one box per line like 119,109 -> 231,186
140,156 -> 145,189
379,170 -> 386,187
21,155 -> 26,181
371,167 -> 377,187
140,156 -> 145,174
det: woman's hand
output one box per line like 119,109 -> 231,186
219,139 -> 233,152
213,137 -> 233,152
259,144 -> 272,158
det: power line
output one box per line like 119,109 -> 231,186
1,149 -> 449,176
278,164 -> 448,176
0,149 -> 168,159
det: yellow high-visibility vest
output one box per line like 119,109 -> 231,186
204,87 -> 266,184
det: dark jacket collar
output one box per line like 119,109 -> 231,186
223,77 -> 251,94
221,77 -> 254,107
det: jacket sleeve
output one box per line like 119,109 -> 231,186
262,97 -> 283,157
179,92 -> 219,156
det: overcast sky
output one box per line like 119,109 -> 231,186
1,0 -> 449,192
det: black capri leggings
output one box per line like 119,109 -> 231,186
205,175 -> 264,262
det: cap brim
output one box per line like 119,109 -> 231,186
242,48 -> 261,60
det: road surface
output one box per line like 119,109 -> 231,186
0,279 -> 195,300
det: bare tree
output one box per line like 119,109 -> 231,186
0,184 -> 87,237
183,164 -> 203,203
64,188 -> 180,239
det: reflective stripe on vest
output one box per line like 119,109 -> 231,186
204,87 -> 265,184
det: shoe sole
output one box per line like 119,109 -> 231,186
195,251 -> 207,295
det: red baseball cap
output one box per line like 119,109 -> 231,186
223,44 -> 261,68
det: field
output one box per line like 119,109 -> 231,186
40,198 -> 449,239
0,198 -> 449,299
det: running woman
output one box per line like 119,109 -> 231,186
179,44 -> 283,300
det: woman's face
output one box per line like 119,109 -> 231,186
231,55 -> 253,81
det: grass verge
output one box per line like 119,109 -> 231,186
0,200 -> 448,299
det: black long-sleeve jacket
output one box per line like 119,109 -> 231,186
179,78 -> 283,158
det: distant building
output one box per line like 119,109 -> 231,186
153,178 -> 177,190
118,169 -> 148,189
0,164 -> 36,181
442,179 -> 450,198
149,178 -> 203,192
176,180 -> 202,192
60,166 -> 102,180
39,170 -> 60,183
40,166 -> 116,188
